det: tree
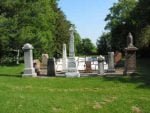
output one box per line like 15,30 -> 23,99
131,0 -> 150,48
0,0 -> 71,63
97,32 -> 111,55
81,38 -> 96,55
74,32 -> 82,55
104,0 -> 137,51
52,3 -> 71,58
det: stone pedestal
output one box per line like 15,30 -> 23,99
123,32 -> 138,75
22,43 -> 37,77
62,44 -> 68,72
47,58 -> 56,76
107,52 -> 115,72
65,26 -> 80,77
123,47 -> 138,75
65,57 -> 80,77
98,55 -> 105,75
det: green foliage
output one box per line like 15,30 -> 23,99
97,32 -> 111,55
103,0 -> 137,51
0,0 -> 71,63
79,38 -> 96,55
74,32 -> 96,55
81,38 -> 94,55
138,25 -> 150,47
131,0 -> 150,48
74,32 -> 82,55
101,0 -> 150,56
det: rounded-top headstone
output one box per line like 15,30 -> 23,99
22,43 -> 33,50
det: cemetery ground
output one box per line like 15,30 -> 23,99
0,59 -> 150,113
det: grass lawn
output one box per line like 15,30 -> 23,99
0,59 -> 150,113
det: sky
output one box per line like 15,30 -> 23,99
58,0 -> 118,45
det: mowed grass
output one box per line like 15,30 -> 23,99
0,59 -> 150,113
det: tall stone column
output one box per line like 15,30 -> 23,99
22,43 -> 37,77
62,43 -> 67,72
124,33 -> 138,75
65,26 -> 80,77
107,52 -> 115,72
69,27 -> 75,57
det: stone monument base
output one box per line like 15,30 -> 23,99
65,71 -> 80,78
123,70 -> 137,75
22,68 -> 37,77
123,46 -> 138,75
107,69 -> 115,72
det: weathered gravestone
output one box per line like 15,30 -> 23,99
123,33 -> 138,75
47,58 -> 56,76
114,51 -> 122,66
85,61 -> 92,73
22,43 -> 37,77
33,59 -> 41,75
41,54 -> 49,68
98,55 -> 105,75
107,52 -> 115,72
65,26 -> 80,77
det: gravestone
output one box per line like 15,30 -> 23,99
107,52 -> 115,72
85,61 -> 92,73
98,55 -> 105,75
65,26 -> 80,77
62,44 -> 67,72
22,43 -> 37,77
33,59 -> 41,75
47,58 -> 56,76
114,51 -> 122,66
123,33 -> 138,75
41,54 -> 49,68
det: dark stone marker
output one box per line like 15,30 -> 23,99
123,33 -> 138,75
114,51 -> 122,66
85,61 -> 92,73
47,58 -> 56,76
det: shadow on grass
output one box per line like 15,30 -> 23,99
102,58 -> 150,89
0,74 -> 22,78
0,63 -> 21,67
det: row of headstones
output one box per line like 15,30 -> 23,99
22,43 -> 115,77
99,32 -> 138,75
22,44 -> 56,77
22,32 -> 138,77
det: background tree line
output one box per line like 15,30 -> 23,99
0,0 -> 95,64
97,0 -> 150,57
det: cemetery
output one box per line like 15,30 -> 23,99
0,0 -> 150,113
22,28 -> 137,78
